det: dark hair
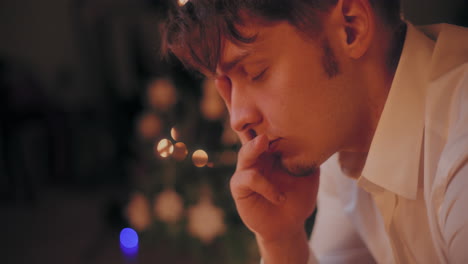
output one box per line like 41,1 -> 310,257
162,0 -> 401,74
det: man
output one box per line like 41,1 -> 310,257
162,0 -> 468,263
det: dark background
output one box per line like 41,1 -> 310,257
1,0 -> 467,263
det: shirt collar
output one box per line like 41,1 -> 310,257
358,23 -> 435,200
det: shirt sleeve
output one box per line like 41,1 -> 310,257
310,170 -> 376,264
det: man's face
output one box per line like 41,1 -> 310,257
215,21 -> 364,176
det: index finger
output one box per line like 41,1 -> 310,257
236,134 -> 269,171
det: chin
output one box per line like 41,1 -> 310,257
280,156 -> 318,177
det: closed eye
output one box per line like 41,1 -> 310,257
251,67 -> 268,81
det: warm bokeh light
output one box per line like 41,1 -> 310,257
126,193 -> 152,231
187,197 -> 226,244
147,78 -> 177,111
192,149 -> 209,167
178,0 -> 189,6
153,189 -> 184,223
172,142 -> 188,161
171,127 -> 179,141
200,78 -> 226,120
156,139 -> 174,158
138,113 -> 162,140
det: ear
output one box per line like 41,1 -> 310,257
332,0 -> 375,59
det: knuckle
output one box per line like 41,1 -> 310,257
229,171 -> 243,190
238,143 -> 249,158
229,173 -> 237,190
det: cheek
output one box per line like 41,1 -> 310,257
254,86 -> 311,134
269,70 -> 324,117
264,78 -> 345,149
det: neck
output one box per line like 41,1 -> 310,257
386,22 -> 407,80
347,22 -> 407,154
338,23 -> 407,178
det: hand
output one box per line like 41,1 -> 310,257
230,134 -> 320,242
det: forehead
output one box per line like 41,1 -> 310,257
215,20 -> 320,78
216,22 -> 278,75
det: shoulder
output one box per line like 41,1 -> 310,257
422,24 -> 468,205
423,23 -> 468,82
423,23 -> 468,144
425,61 -> 468,211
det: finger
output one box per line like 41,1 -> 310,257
237,131 -> 251,146
237,134 -> 269,170
231,169 -> 285,205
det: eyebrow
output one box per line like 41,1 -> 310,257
218,51 -> 251,75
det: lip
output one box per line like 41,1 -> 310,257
268,138 -> 281,153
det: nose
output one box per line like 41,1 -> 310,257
215,76 -> 262,140
229,84 -> 262,137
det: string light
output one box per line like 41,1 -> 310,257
178,0 -> 189,6
156,139 -> 174,158
171,127 -> 179,141
192,149 -> 209,167
172,142 -> 188,161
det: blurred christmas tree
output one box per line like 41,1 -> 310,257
125,73 -> 259,264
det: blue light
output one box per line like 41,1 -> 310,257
120,228 -> 139,248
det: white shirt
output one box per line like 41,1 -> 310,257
310,23 -> 468,264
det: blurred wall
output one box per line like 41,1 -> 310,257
0,0 -> 87,108
0,0 -> 167,193
0,0 -> 162,109
402,0 -> 467,26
